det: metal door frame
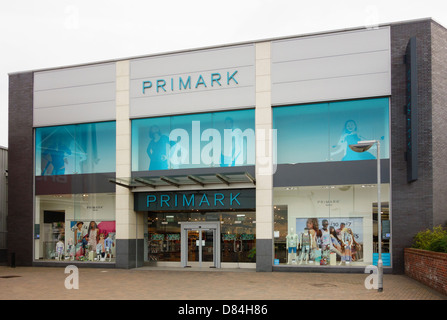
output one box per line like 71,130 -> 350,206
180,221 -> 221,268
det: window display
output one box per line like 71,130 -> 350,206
285,227 -> 298,264
273,98 -> 389,164
34,193 -> 116,263
68,220 -> 116,262
132,109 -> 255,171
274,184 -> 390,267
35,121 -> 116,176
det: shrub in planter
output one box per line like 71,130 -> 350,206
412,225 -> 447,251
427,235 -> 447,253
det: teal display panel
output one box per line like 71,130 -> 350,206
273,98 -> 390,164
35,121 -> 116,176
132,109 -> 255,171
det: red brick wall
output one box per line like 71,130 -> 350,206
405,248 -> 447,295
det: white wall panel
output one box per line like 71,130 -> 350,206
33,63 -> 116,127
34,83 -> 115,109
272,27 -> 391,106
34,64 -> 115,91
33,101 -> 116,127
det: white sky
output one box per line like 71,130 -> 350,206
1,0 -> 447,148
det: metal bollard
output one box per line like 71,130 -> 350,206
11,252 -> 15,268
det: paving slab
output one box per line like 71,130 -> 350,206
0,266 -> 445,300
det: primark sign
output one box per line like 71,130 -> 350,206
142,70 -> 239,94
134,189 -> 255,211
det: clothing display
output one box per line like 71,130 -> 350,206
298,229 -> 312,264
341,228 -> 353,264
285,228 -> 299,264
56,241 -> 64,260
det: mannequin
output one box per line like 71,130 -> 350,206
66,239 -> 75,260
104,234 -> 114,261
98,233 -> 106,261
340,228 -> 353,265
285,227 -> 299,264
95,242 -> 103,261
56,240 -> 64,261
299,228 -> 313,264
320,220 -> 331,264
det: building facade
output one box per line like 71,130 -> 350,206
7,18 -> 447,273
0,146 -> 7,263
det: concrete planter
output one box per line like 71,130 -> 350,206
404,248 -> 447,296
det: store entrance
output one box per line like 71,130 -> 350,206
180,222 -> 221,268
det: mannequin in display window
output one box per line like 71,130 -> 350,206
298,228 -> 313,264
340,228 -> 353,265
74,221 -> 84,257
285,227 -> 299,264
320,220 -> 331,265
56,239 -> 64,261
98,233 -> 106,261
95,243 -> 103,261
104,233 -> 114,261
66,238 -> 75,260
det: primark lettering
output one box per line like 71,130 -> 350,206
147,192 -> 241,209
142,70 -> 239,94
134,189 -> 256,211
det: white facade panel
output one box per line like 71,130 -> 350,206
33,63 -> 116,127
34,82 -> 115,109
0,147 -> 7,249
272,73 -> 391,106
272,27 -> 391,106
34,101 -> 116,127
34,63 -> 115,91
130,45 -> 256,118
131,85 -> 253,118
131,46 -> 254,79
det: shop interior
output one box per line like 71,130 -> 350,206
144,210 -> 256,266
273,184 -> 391,267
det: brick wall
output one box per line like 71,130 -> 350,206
8,72 -> 34,266
405,248 -> 447,296
390,20 -> 434,274
431,22 -> 447,228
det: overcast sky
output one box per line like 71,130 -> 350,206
1,0 -> 447,148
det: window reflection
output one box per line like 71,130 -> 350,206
36,122 -> 116,176
273,98 -> 389,164
132,109 -> 255,171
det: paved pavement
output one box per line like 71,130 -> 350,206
0,266 -> 445,300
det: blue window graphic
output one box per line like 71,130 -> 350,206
35,122 -> 116,176
273,98 -> 390,164
132,109 -> 255,172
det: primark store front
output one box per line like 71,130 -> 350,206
8,19 -> 447,273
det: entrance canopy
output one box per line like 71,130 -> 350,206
109,172 -> 256,191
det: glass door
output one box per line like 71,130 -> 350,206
186,229 -> 214,267
187,230 -> 200,264
202,229 -> 215,264
181,222 -> 221,268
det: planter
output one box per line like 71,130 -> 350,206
404,248 -> 447,296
